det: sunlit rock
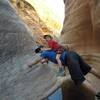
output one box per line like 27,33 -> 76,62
25,0 -> 65,34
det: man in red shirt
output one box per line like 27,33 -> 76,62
43,34 -> 66,76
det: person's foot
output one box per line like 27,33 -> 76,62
96,92 -> 100,100
56,68 -> 66,77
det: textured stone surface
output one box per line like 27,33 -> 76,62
61,0 -> 100,68
0,0 -> 34,64
61,0 -> 100,54
0,0 -> 100,100
0,0 -> 56,100
61,0 -> 100,95
89,0 -> 100,52
10,0 -> 50,46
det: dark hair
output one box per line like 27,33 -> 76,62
43,35 -> 52,39
35,45 -> 44,53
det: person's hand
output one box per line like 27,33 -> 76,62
41,47 -> 47,51
41,59 -> 48,64
41,47 -> 45,51
41,47 -> 51,51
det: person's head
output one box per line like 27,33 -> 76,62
35,45 -> 44,53
43,35 -> 53,41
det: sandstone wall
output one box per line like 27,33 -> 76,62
0,0 -> 56,100
61,0 -> 100,95
10,0 -> 50,46
0,0 -> 34,64
0,0 -> 100,100
89,0 -> 100,52
61,0 -> 100,54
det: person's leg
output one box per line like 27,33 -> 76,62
65,52 -> 100,97
77,55 -> 100,98
81,80 -> 100,99
78,54 -> 92,75
56,54 -> 63,68
81,80 -> 97,95
89,68 -> 100,79
56,54 -> 65,76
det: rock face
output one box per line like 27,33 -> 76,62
61,0 -> 100,69
10,0 -> 50,46
0,0 -> 34,64
0,0 -> 100,100
61,0 -> 100,97
0,0 -> 56,100
61,0 -> 100,54
10,0 -> 51,34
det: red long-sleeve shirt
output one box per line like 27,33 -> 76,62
47,40 -> 62,51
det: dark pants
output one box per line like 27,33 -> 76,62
65,51 -> 91,86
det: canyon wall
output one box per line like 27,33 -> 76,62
61,0 -> 100,54
61,1 -> 100,99
0,0 -> 100,100
0,0 -> 56,100
10,0 -> 50,46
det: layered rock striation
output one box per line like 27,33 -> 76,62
61,0 -> 100,54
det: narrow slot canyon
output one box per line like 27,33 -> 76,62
0,0 -> 100,100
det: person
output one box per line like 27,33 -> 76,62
43,34 -> 66,76
28,45 -> 100,99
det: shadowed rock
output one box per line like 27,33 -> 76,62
0,0 -> 56,100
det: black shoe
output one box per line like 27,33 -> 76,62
96,92 -> 100,99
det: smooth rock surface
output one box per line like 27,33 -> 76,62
0,0 -> 56,100
0,0 -> 100,100
61,0 -> 100,54
61,0 -> 100,98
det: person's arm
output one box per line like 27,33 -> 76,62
40,46 -> 51,51
41,58 -> 48,64
28,57 -> 42,68
43,47 -> 51,50
28,55 -> 49,68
